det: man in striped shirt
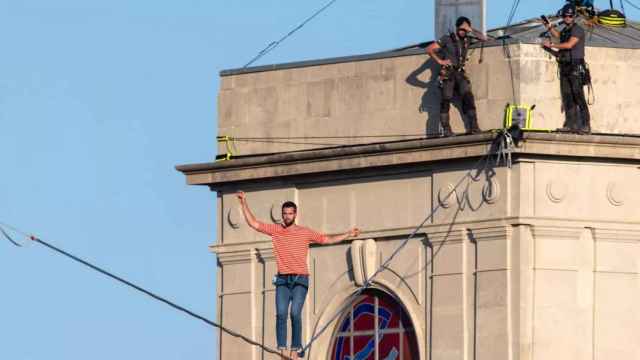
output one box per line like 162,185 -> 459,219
237,191 -> 360,359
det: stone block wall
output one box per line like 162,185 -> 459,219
217,45 -> 640,156
212,157 -> 640,360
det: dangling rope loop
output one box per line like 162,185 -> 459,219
494,129 -> 517,168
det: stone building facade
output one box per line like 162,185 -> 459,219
178,25 -> 640,360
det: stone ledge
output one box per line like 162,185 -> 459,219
177,132 -> 640,188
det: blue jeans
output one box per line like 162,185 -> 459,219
274,274 -> 309,350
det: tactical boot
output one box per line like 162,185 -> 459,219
559,108 -> 578,132
466,110 -> 481,134
440,113 -> 454,137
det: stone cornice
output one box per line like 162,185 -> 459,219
426,229 -> 466,244
468,226 -> 513,242
176,133 -> 640,188
593,228 -> 640,243
209,240 -> 270,254
519,132 -> 640,160
255,247 -> 276,262
210,241 -> 276,264
177,134 -> 493,187
530,225 -> 584,240
216,248 -> 257,265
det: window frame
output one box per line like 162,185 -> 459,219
329,289 -> 416,360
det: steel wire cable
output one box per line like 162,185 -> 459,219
244,0 -> 340,68
506,0 -> 523,27
0,222 -> 285,358
624,0 -> 640,11
223,135 -> 432,152
2,132 -> 513,359
229,134 -> 426,140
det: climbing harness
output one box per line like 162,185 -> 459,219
494,129 -> 516,169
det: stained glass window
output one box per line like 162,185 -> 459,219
330,290 -> 419,360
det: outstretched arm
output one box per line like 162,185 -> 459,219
236,191 -> 260,231
325,228 -> 361,244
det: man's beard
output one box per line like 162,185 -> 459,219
283,218 -> 295,227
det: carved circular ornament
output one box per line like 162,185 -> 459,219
270,204 -> 283,224
482,179 -> 500,204
546,181 -> 567,203
438,183 -> 458,209
606,182 -> 625,207
227,207 -> 241,229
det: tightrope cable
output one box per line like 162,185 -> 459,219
2,132 -> 515,359
623,0 -> 640,11
0,223 -> 284,358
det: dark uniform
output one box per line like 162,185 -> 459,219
558,23 -> 591,132
437,32 -> 480,134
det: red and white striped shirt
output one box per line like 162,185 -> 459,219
257,222 -> 328,275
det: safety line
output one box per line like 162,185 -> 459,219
501,0 -> 522,106
2,132 -> 513,359
0,223 -> 285,358
297,134 -> 506,357
225,135 -> 432,152
624,0 -> 640,11
244,0 -> 340,68
502,39 -> 518,105
232,138 -> 346,147
230,134 -> 426,140
506,0 -> 522,27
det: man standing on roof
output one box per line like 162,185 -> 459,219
236,191 -> 360,359
543,3 -> 591,133
426,16 -> 487,137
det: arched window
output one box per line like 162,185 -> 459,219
330,289 -> 419,360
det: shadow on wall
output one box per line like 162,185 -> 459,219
303,153 -> 502,360
405,58 -> 468,136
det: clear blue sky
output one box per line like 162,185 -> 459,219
1,1 -> 636,359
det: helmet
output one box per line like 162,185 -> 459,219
456,16 -> 471,28
560,4 -> 576,17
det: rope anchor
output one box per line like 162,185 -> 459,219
216,135 -> 235,162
